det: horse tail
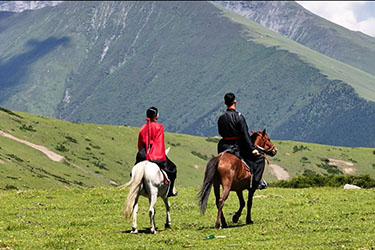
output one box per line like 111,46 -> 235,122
124,163 -> 145,219
198,155 -> 220,214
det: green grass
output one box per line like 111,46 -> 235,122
0,186 -> 374,249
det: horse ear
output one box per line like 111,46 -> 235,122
262,129 -> 266,135
165,147 -> 170,156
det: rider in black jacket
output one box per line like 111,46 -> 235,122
217,92 -> 268,189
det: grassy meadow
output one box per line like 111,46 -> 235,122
0,186 -> 374,249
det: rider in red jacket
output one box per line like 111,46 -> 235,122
135,107 -> 177,197
138,114 -> 166,162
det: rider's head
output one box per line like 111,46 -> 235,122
224,93 -> 236,108
146,107 -> 159,121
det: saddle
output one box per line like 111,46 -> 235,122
222,148 -> 253,173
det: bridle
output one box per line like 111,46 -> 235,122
252,130 -> 277,156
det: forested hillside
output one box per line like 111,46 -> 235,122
0,1 -> 375,146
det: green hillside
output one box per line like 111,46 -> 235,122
1,108 -> 374,190
0,1 -> 375,147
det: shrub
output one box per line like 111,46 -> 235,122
19,124 -> 36,132
271,174 -> 375,188
292,145 -> 310,153
191,151 -> 209,160
316,158 -> 342,174
302,169 -> 317,176
65,136 -> 78,143
0,107 -> 23,118
300,156 -> 310,164
93,160 -> 108,170
89,143 -> 101,149
6,154 -> 23,162
56,143 -> 69,152
4,184 -> 18,190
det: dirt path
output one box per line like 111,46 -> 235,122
268,164 -> 291,180
328,158 -> 356,174
0,130 -> 64,162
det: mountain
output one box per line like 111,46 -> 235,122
0,1 -> 375,147
213,1 -> 375,76
0,1 -> 61,12
1,107 -> 374,189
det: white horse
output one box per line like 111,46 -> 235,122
123,149 -> 172,234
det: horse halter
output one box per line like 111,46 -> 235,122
253,131 -> 277,156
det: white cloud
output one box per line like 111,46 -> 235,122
297,1 -> 375,37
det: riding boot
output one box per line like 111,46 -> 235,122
257,179 -> 268,190
252,157 -> 268,190
167,179 -> 177,197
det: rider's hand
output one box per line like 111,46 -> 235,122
252,149 -> 260,156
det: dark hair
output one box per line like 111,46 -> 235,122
146,107 -> 158,119
224,93 -> 235,106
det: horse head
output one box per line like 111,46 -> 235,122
251,129 -> 277,157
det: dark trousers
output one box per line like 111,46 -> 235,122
218,139 -> 265,183
135,147 -> 177,192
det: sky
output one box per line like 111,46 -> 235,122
297,1 -> 375,37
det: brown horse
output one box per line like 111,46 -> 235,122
198,129 -> 277,229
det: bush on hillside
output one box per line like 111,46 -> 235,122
0,107 -> 23,118
271,174 -> 375,188
19,124 -> 36,132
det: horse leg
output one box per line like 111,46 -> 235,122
213,181 -> 221,229
246,188 -> 256,224
162,196 -> 171,229
232,191 -> 245,223
215,183 -> 230,229
130,198 -> 139,234
148,189 -> 158,234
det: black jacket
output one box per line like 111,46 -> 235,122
217,109 -> 255,156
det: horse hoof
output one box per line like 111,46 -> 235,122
232,214 -> 240,223
222,223 -> 228,228
130,229 -> 138,234
165,223 -> 171,229
151,229 -> 157,234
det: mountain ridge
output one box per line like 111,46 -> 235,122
214,1 -> 375,76
0,1 -> 374,147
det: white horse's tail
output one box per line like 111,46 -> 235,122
124,163 -> 145,219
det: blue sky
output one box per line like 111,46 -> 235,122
297,1 -> 375,37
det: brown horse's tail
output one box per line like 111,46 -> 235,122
198,155 -> 220,214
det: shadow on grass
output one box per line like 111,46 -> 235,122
197,223 -> 251,230
117,227 -> 170,234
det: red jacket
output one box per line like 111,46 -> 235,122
138,118 -> 166,161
